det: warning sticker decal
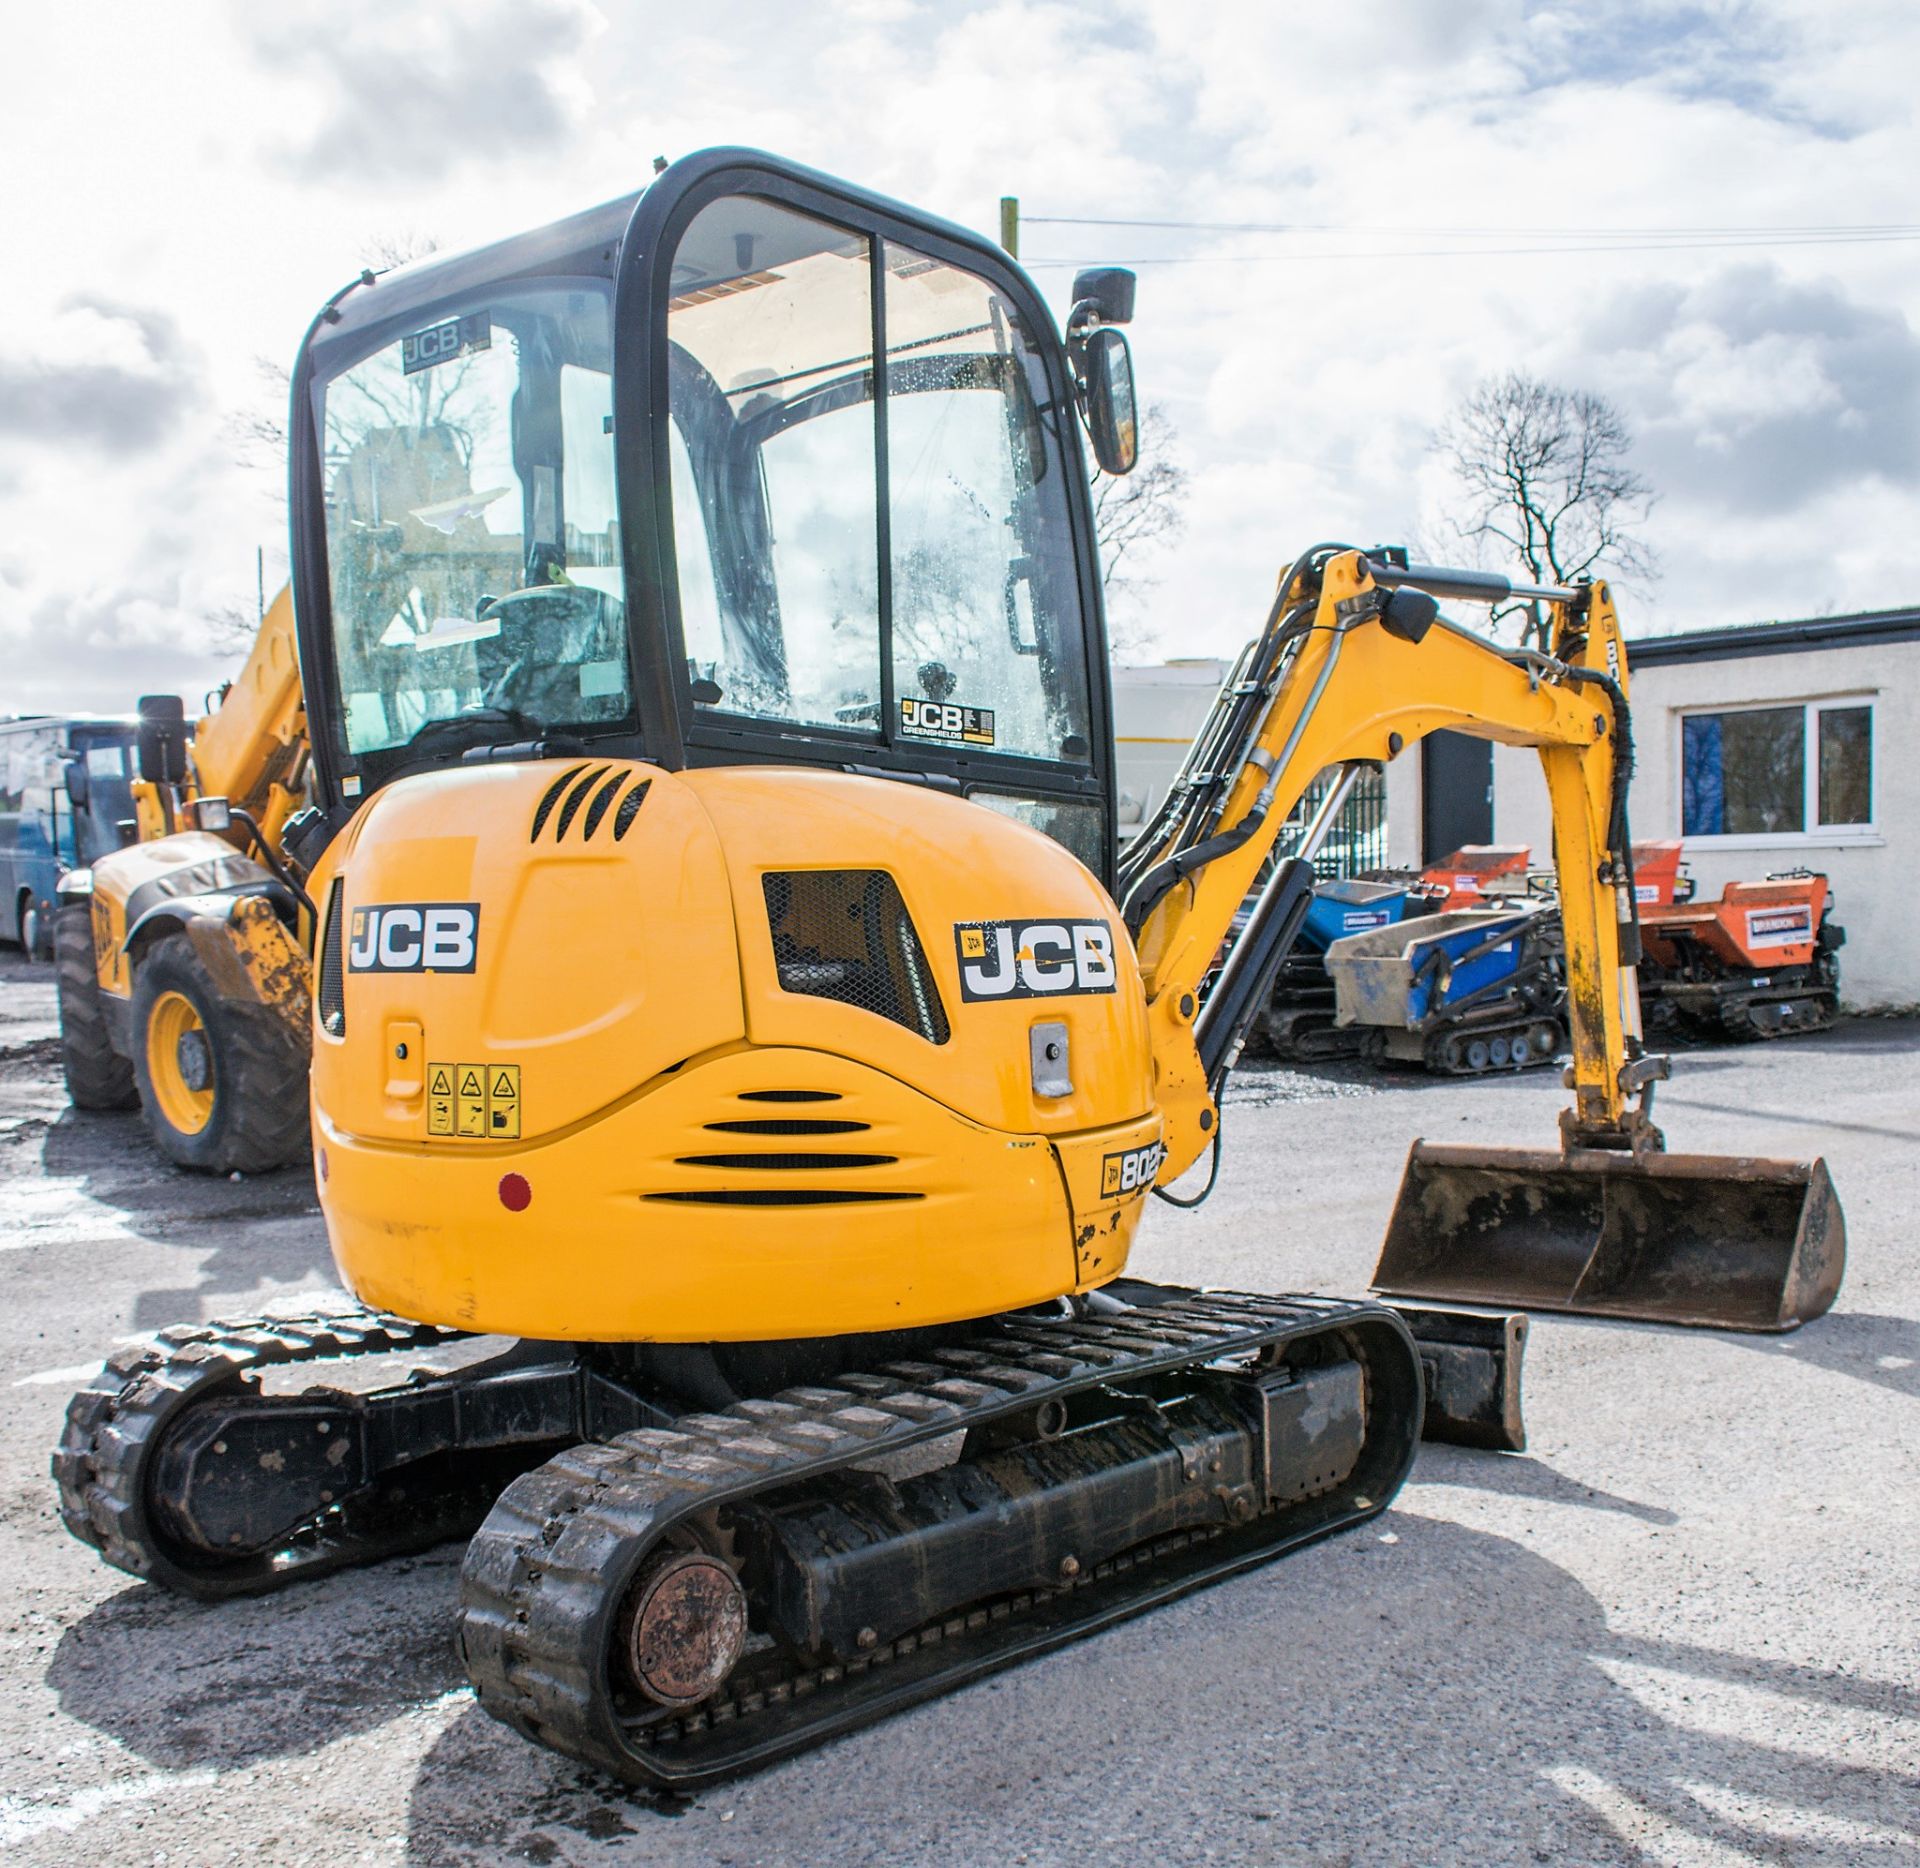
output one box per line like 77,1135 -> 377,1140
427,1061 -> 521,1139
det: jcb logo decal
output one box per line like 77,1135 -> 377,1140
348,902 -> 479,973
901,699 -> 995,745
1100,1142 -> 1165,1199
955,919 -> 1116,1002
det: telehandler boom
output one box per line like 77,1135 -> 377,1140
54,588 -> 314,1171
56,148 -> 1841,1791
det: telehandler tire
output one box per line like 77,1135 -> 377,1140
130,931 -> 311,1174
55,904 -> 138,1112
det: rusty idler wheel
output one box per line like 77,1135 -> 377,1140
618,1549 -> 748,1707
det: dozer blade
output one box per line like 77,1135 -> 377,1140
1372,1142 -> 1845,1333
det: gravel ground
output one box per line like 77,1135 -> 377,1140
1,944 -> 1915,1866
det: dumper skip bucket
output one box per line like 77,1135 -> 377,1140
1372,1142 -> 1845,1332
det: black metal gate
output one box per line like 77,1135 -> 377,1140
1277,766 -> 1389,880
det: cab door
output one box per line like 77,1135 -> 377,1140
618,158 -> 1117,887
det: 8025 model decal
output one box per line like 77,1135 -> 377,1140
1100,1141 -> 1165,1199
954,919 -> 1116,1001
348,903 -> 480,973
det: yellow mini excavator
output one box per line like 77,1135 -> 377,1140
56,149 -> 1843,1791
54,588 -> 314,1171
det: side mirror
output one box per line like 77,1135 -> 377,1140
136,694 -> 189,787
1080,328 -> 1138,476
1070,267 -> 1136,326
63,758 -> 89,811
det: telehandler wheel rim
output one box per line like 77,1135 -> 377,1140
145,990 -> 216,1135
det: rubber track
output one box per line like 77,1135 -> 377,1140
459,1290 -> 1417,1791
1717,989 -> 1838,1041
54,1309 -> 469,1599
1426,1016 -> 1564,1076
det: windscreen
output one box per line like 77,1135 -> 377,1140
317,286 -> 632,757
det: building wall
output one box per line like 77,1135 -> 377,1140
1478,637 -> 1915,1008
1112,659 -> 1228,839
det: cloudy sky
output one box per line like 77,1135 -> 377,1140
4,0 -> 1917,713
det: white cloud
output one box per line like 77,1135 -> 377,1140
2,0 -> 1918,719
238,0 -> 606,183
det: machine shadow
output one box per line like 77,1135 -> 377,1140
36,1106 -> 337,1325
1410,1444 -> 1679,1525
1725,1310 -> 1920,1402
47,1546 -> 468,1770
397,1514 -> 1918,1866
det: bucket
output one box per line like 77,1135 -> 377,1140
1372,1142 -> 1845,1332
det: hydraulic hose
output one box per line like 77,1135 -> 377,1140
1555,661 -> 1642,967
1120,543 -> 1352,931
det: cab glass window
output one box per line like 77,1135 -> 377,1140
662,198 -> 1093,769
666,198 -> 882,732
884,247 -> 1091,765
318,287 -> 632,756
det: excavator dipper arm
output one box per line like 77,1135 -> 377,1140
1125,548 -> 1641,1181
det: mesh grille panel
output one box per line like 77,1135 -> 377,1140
762,871 -> 950,1043
317,882 -> 346,1035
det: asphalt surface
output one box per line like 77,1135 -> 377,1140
1,944 -> 1915,1866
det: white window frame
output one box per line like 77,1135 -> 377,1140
1674,691 -> 1879,851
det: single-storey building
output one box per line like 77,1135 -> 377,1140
1385,607 -> 1916,1009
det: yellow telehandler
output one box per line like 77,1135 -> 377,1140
56,149 -> 1842,1790
54,587 -> 315,1171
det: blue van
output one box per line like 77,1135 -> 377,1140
0,716 -> 139,955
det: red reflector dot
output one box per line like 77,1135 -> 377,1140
499,1172 -> 532,1213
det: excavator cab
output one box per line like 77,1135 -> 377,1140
289,152 -> 1123,884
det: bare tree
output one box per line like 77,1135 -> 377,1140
361,228 -> 441,272
1091,404 -> 1190,597
231,232 -> 444,473
1437,372 -> 1656,640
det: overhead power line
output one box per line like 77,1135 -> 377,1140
1024,227 -> 1920,267
1024,215 -> 1920,236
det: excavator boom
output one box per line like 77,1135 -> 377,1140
1120,546 -> 1843,1332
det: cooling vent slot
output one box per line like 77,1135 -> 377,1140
653,1094 -> 907,1205
762,871 -> 950,1043
530,764 -> 588,840
552,765 -> 609,838
676,1152 -> 896,1171
644,1189 -> 922,1207
703,1118 -> 869,1136
612,779 -> 651,840
580,772 -> 625,839
316,881 -> 346,1035
528,768 -> 652,844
